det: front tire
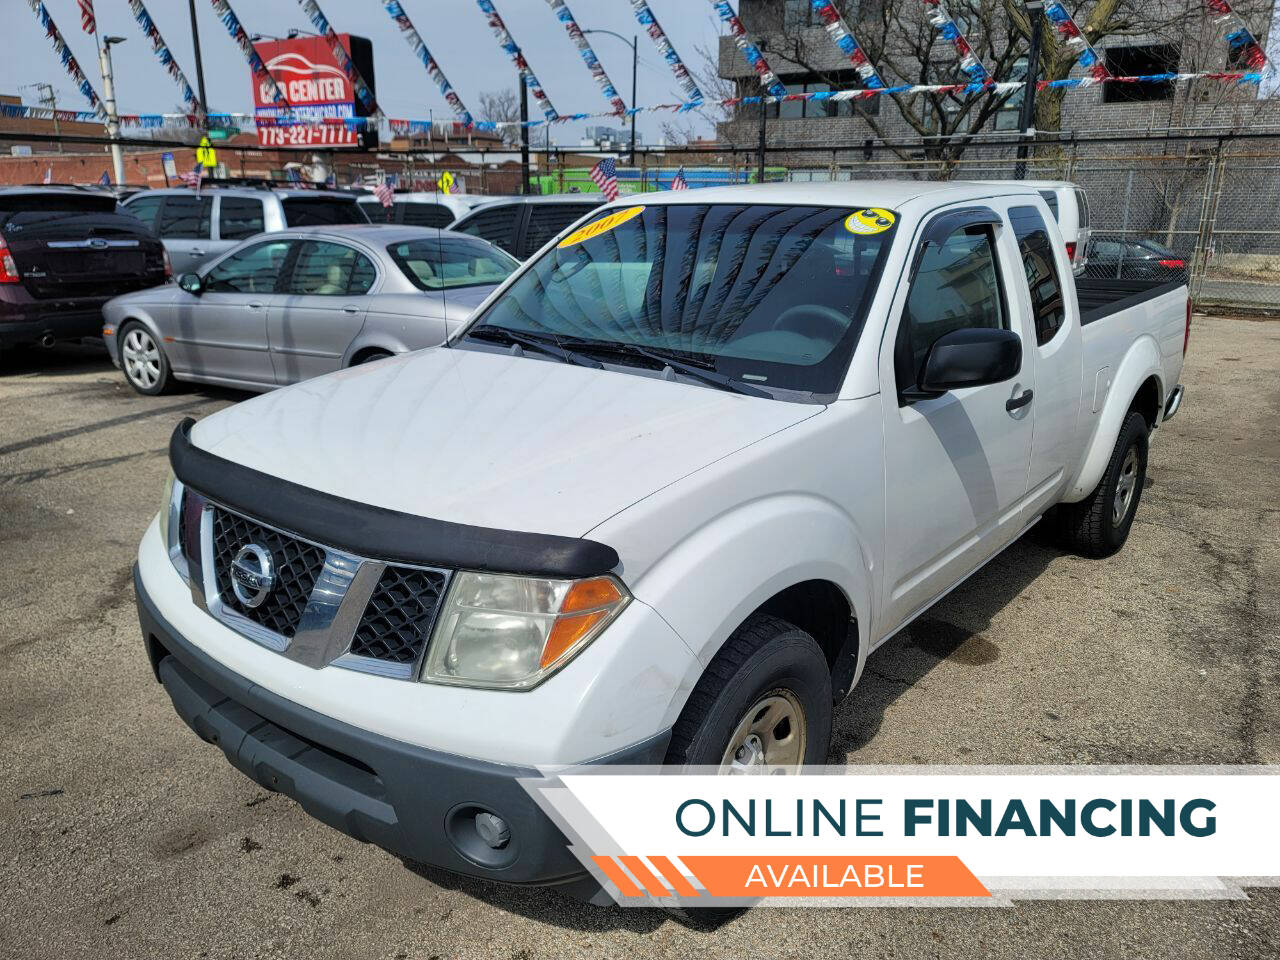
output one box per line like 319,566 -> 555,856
1051,410 -> 1149,558
119,322 -> 173,395
665,614 -> 832,771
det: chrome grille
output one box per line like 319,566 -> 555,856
210,506 -> 325,639
349,565 -> 449,665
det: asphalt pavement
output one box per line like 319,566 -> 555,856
0,316 -> 1277,959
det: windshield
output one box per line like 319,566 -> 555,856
465,202 -> 897,398
388,235 -> 518,290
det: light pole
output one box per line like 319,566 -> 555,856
1015,0 -> 1046,180
98,36 -> 127,186
582,28 -> 638,161
187,0 -> 208,123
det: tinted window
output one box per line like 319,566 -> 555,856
124,195 -> 163,230
471,203 -> 897,397
1074,188 -> 1089,227
900,228 -> 1004,389
455,205 -> 519,253
523,203 -> 601,252
1010,206 -> 1066,346
287,240 -> 376,296
388,236 -> 518,291
361,197 -> 393,223
158,195 -> 212,239
0,193 -> 116,215
218,197 -> 265,240
398,202 -> 455,228
281,197 -> 369,227
203,239 -> 291,294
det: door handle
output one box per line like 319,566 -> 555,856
1006,389 -> 1034,412
247,301 -> 264,310
342,305 -> 360,314
190,248 -> 206,256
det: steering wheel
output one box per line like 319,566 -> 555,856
771,304 -> 850,344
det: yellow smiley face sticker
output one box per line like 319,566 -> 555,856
558,205 -> 646,248
844,208 -> 897,236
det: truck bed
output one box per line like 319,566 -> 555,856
1075,277 -> 1186,325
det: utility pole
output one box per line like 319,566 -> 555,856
188,0 -> 209,123
25,84 -> 62,153
98,37 -> 127,186
583,30 -> 639,163
1015,0 -> 1046,180
519,80 -> 531,196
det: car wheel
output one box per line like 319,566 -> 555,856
665,614 -> 832,771
119,322 -> 174,395
1050,410 -> 1149,558
354,349 -> 393,366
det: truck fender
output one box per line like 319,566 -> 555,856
626,494 -> 875,697
1064,334 -> 1164,502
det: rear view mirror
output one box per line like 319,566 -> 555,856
919,328 -> 1021,394
178,273 -> 203,295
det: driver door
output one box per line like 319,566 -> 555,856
876,206 -> 1035,635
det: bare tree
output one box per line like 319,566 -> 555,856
478,88 -> 522,145
662,41 -> 738,145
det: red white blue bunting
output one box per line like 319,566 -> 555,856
1044,2 -> 1111,80
809,0 -> 884,89
1205,0 -> 1267,69
127,0 -> 204,118
712,0 -> 787,99
475,0 -> 559,122
922,0 -> 991,84
629,0 -> 703,104
546,0 -> 627,115
296,0 -> 380,116
24,0 -> 105,118
207,0 -> 291,110
379,1 -> 474,127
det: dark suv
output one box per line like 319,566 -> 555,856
1,187 -> 166,350
451,195 -> 605,259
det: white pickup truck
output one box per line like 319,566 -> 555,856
134,181 -> 1189,901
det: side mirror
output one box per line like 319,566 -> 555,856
178,272 -> 203,295
918,327 -> 1021,394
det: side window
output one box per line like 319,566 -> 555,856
1092,239 -> 1123,260
287,240 -> 375,296
203,240 -> 293,294
124,195 -> 163,231
899,228 -> 1005,391
398,202 -> 454,228
158,195 -> 212,239
1009,205 -> 1066,346
360,198 -> 393,223
524,204 -> 600,252
455,205 -> 520,253
218,197 -> 266,241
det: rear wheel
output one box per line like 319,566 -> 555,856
1051,411 -> 1149,557
353,349 -> 393,366
119,322 -> 173,395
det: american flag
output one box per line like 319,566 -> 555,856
375,181 -> 394,207
178,163 -> 203,191
671,166 -> 689,191
589,157 -> 619,201
78,0 -> 96,34
43,166 -> 53,185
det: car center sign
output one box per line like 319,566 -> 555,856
251,35 -> 376,149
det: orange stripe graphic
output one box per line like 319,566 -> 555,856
591,856 -> 643,898
679,856 -> 989,898
619,856 -> 672,898
648,856 -> 700,898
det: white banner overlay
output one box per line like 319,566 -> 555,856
520,766 -> 1280,907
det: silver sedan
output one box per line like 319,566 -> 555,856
103,224 -> 517,394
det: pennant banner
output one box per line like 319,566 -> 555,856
810,0 -> 884,89
629,0 -> 703,104
127,0 -> 204,118
207,0 -> 291,109
712,0 -> 787,98
296,0 -> 380,116
379,1 -> 474,127
475,0 -> 559,122
25,0 -> 105,118
546,0 -> 627,115
922,0 -> 991,84
1205,0 -> 1268,70
1044,2 -> 1111,81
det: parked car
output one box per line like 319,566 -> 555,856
357,192 -> 506,228
0,186 -> 167,351
103,224 -> 516,394
121,186 -> 370,274
1085,234 -> 1189,282
450,194 -> 605,259
135,182 -> 1188,901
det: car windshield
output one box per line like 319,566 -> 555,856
465,202 -> 897,398
388,236 -> 518,290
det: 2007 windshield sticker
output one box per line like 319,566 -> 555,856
845,208 -> 897,236
559,206 -> 646,248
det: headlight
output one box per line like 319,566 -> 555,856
158,471 -> 175,547
423,573 -> 630,689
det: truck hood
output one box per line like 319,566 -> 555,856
190,346 -> 821,539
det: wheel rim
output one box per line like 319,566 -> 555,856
1112,446 -> 1140,525
720,689 -> 807,774
121,328 -> 161,389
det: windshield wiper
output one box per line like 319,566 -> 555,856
562,339 -> 770,398
465,325 -> 603,369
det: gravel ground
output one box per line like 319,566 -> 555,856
0,315 -> 1277,959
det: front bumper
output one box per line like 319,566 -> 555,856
136,565 -> 667,901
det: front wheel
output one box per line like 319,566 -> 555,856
665,614 -> 832,771
1050,410 -> 1149,558
119,322 -> 173,395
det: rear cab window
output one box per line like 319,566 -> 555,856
281,197 -> 369,227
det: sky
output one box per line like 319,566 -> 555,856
3,0 -> 725,144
